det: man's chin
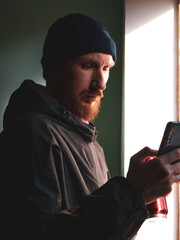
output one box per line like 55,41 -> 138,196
66,98 -> 101,122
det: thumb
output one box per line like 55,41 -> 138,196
131,147 -> 158,163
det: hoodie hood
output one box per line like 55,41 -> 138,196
3,80 -> 98,142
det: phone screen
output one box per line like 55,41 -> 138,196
166,125 -> 180,146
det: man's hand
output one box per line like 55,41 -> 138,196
126,147 -> 180,205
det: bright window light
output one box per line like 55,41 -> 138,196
125,9 -> 177,240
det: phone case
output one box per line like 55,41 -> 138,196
158,121 -> 180,156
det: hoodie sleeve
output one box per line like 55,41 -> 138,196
1,113 -> 148,240
45,176 -> 148,240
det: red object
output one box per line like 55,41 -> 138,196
146,197 -> 168,218
145,157 -> 168,219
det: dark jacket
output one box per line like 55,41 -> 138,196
1,80 -> 148,240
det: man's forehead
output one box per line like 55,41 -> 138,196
77,53 -> 115,66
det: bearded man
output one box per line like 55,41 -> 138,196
2,13 -> 180,240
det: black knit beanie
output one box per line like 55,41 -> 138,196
41,13 -> 117,80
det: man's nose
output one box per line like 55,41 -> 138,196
91,69 -> 107,91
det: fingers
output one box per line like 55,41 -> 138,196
173,173 -> 180,183
157,148 -> 180,165
153,151 -> 180,185
127,146 -> 180,204
170,160 -> 180,175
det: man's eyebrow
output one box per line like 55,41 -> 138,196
79,56 -> 115,66
79,56 -> 97,62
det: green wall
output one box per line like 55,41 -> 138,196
0,0 -> 125,176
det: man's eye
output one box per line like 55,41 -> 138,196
81,63 -> 92,69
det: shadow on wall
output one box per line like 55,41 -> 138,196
125,0 -> 176,34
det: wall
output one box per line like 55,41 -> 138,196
0,0 -> 124,176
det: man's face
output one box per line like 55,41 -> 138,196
54,52 -> 115,122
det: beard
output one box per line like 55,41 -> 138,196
59,87 -> 103,122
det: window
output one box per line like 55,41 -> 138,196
125,3 -> 179,239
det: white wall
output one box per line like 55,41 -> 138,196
125,0 -> 178,239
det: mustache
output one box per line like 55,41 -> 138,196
80,88 -> 104,98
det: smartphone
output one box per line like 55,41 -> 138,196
158,121 -> 180,156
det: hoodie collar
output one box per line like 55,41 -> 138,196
3,80 -> 98,142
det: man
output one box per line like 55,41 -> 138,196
1,13 -> 180,240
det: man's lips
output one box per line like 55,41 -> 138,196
80,89 -> 104,103
81,95 -> 99,103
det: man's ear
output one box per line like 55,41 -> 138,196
51,70 -> 60,80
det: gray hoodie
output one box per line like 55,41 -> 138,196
1,80 -> 148,240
